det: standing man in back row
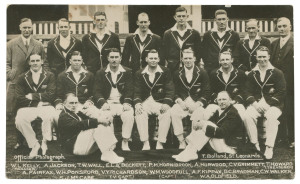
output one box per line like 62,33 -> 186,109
82,11 -> 120,74
163,7 -> 202,71
122,12 -> 163,73
201,9 -> 240,74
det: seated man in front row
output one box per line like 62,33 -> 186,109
170,48 -> 210,149
15,53 -> 56,158
172,91 -> 243,162
93,48 -> 134,151
244,46 -> 286,160
134,49 -> 174,150
58,93 -> 124,163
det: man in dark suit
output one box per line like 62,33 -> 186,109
93,48 -> 134,151
82,11 -> 120,74
134,49 -> 174,150
47,18 -> 82,77
58,93 -> 124,164
14,53 -> 56,158
270,17 -> 294,148
122,12 -> 163,72
163,7 -> 202,71
233,19 -> 271,73
7,18 -> 46,119
172,91 -> 242,162
244,46 -> 286,159
170,48 -> 210,149
201,9 -> 240,74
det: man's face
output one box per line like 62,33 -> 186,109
277,19 -> 291,37
146,52 -> 160,67
19,20 -> 33,38
137,15 -> 150,32
256,50 -> 270,68
94,15 -> 107,29
65,96 -> 79,113
219,53 -> 233,70
29,54 -> 43,72
182,52 -> 195,69
246,21 -> 259,38
217,92 -> 231,110
58,21 -> 70,38
69,55 -> 83,71
108,52 -> 121,68
215,14 -> 228,30
174,11 -> 188,26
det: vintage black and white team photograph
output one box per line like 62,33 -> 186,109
5,4 -> 295,180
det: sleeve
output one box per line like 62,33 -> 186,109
162,31 -> 170,63
93,71 -> 107,108
15,76 -> 33,107
133,71 -> 143,105
163,69 -> 175,106
173,72 -> 183,101
81,35 -> 89,67
205,110 -> 241,138
58,113 -> 99,132
47,41 -> 55,74
197,69 -> 210,106
233,71 -> 247,104
6,41 -> 13,80
268,70 -> 286,106
87,73 -> 95,102
200,33 -> 209,65
31,73 -> 56,103
157,36 -> 165,67
244,73 -> 256,106
232,41 -> 245,70
194,30 -> 202,65
209,72 -> 218,103
121,36 -> 131,68
39,42 -> 48,71
54,73 -> 64,105
123,70 -> 134,105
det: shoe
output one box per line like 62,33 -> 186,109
254,143 -> 261,151
142,141 -> 150,151
289,142 -> 295,148
264,146 -> 273,160
174,149 -> 198,162
41,141 -> 47,155
121,140 -> 130,151
179,140 -> 187,149
156,141 -> 163,150
101,151 -> 124,164
29,142 -> 40,159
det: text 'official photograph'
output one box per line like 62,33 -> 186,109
6,5 -> 294,179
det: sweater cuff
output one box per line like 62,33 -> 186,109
205,125 -> 216,138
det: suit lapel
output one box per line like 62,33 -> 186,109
220,31 -> 232,50
179,68 -> 189,89
66,71 -> 77,85
25,71 -> 34,91
16,36 -> 28,56
216,105 -> 231,124
281,37 -> 293,59
53,36 -> 65,59
189,66 -> 201,88
88,33 -> 100,53
26,38 -> 35,59
216,69 -> 226,85
227,69 -> 238,85
35,70 -> 47,91
171,30 -> 193,49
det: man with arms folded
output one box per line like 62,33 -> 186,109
15,53 -> 56,158
172,91 -> 242,162
244,46 -> 286,159
58,93 -> 124,163
93,48 -> 134,151
170,48 -> 210,149
134,49 -> 174,150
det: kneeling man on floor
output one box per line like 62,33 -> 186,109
58,93 -> 124,163
172,91 -> 243,162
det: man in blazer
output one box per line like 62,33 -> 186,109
233,19 -> 271,73
170,48 -> 210,149
270,17 -> 294,148
244,46 -> 286,159
134,49 -> 174,150
201,9 -> 240,74
82,11 -> 120,74
163,7 -> 202,71
172,91 -> 242,162
15,53 -> 56,158
93,48 -> 134,151
47,18 -> 82,77
7,18 -> 46,119
122,12 -> 163,73
58,93 -> 124,164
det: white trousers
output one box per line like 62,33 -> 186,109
186,120 -> 236,153
244,101 -> 281,147
73,125 -> 118,155
170,97 -> 205,136
15,106 -> 56,148
135,97 -> 171,143
99,103 -> 134,139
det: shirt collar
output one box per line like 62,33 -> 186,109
218,66 -> 234,73
30,68 -> 43,75
21,35 -> 31,44
184,65 -> 194,73
170,23 -> 192,32
252,62 -> 275,71
211,26 -> 231,32
244,34 -> 261,40
91,27 -> 111,35
134,29 -> 153,36
66,66 -> 88,73
105,65 -> 126,74
60,34 -> 71,41
142,65 -> 163,74
280,33 -> 291,41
